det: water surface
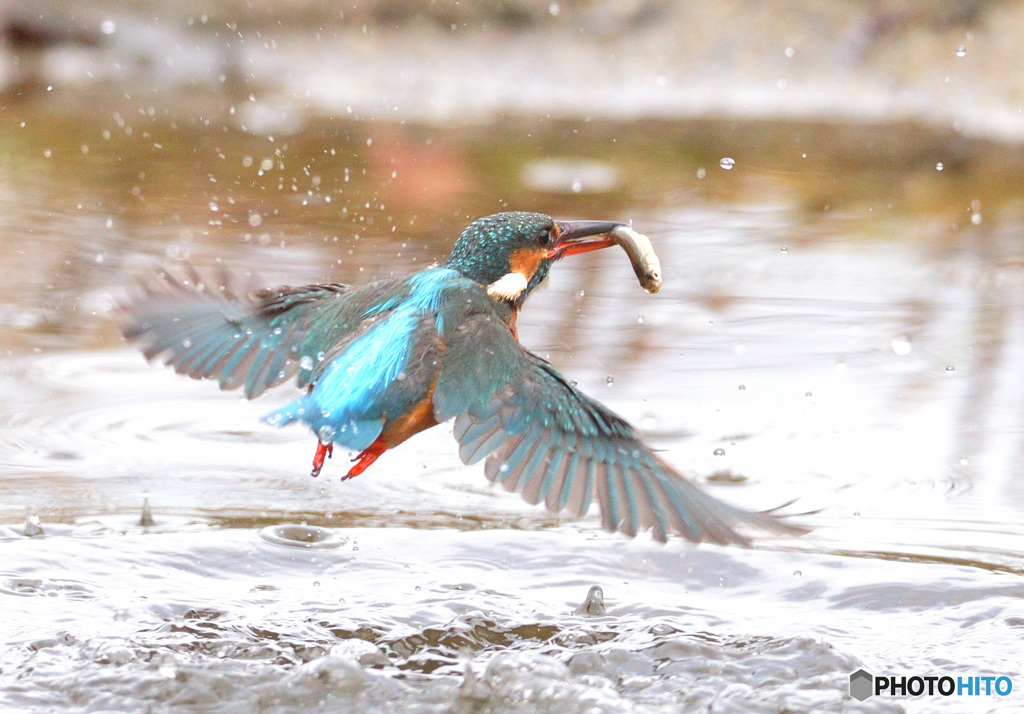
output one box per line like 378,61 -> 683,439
2,99 -> 1024,712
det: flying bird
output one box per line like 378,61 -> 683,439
120,212 -> 803,545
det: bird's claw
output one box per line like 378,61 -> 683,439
341,439 -> 387,481
310,441 -> 333,478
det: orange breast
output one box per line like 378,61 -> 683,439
380,389 -> 440,449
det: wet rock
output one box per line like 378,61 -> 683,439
483,650 -> 570,688
167,667 -> 237,706
295,656 -> 368,690
329,638 -> 388,667
566,649 -> 610,678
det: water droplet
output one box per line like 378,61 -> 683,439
793,570 -> 802,577
101,19 -> 116,34
955,45 -> 966,57
571,180 -> 582,193
23,513 -> 44,537
805,391 -> 813,397
738,384 -> 746,390
578,290 -> 585,297
853,511 -> 861,517
971,212 -> 982,225
656,74 -> 667,87
181,339 -> 192,348
248,212 -> 262,227
499,463 -> 509,473
784,46 -> 795,58
696,167 -> 707,179
834,360 -> 848,376
780,245 -> 788,253
208,201 -> 218,212
637,315 -> 644,324
936,162 -> 944,171
605,376 -> 614,387
574,585 -> 606,616
299,355 -> 314,371
260,158 -> 274,171
396,371 -> 407,381
719,157 -> 735,170
891,336 -> 912,356
713,448 -> 725,456
548,3 -> 560,16
945,365 -> 955,372
318,425 -> 336,442
139,495 -> 154,527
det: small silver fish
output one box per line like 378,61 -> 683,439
611,225 -> 662,293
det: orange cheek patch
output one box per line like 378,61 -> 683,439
509,247 -> 547,280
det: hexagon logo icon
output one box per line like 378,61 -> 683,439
850,669 -> 873,701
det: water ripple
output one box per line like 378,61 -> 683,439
258,524 -> 347,550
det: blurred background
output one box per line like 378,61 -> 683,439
2,2 -> 1024,712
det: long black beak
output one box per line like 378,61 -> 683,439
547,220 -> 625,260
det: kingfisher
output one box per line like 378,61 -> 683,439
120,212 -> 802,545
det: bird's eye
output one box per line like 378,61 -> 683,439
538,228 -> 552,246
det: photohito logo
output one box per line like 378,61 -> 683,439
849,669 -> 1013,701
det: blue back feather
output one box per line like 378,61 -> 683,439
261,268 -> 462,450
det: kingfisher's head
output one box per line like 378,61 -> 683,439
445,211 -> 624,309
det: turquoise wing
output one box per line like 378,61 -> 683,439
119,266 -> 399,399
433,309 -> 804,545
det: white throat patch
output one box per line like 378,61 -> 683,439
486,271 -> 529,301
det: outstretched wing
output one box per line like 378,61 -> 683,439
433,310 -> 804,545
118,265 -> 398,399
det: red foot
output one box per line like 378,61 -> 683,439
342,438 -> 387,481
310,441 -> 333,478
